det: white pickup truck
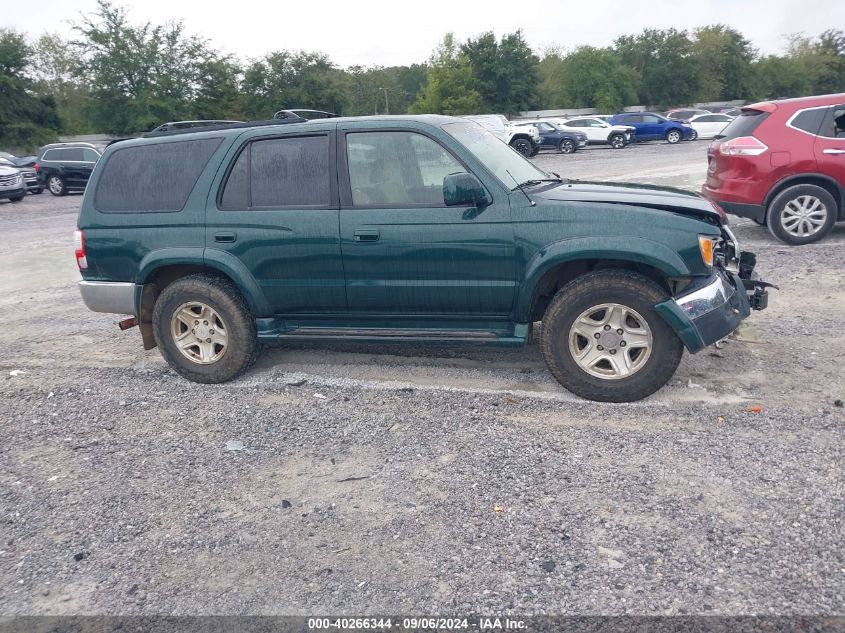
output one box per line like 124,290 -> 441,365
463,114 -> 542,157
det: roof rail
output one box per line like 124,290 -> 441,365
141,117 -> 307,139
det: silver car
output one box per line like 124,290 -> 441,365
0,164 -> 26,203
0,157 -> 40,194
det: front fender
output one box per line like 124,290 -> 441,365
513,236 -> 691,322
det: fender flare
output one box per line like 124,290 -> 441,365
136,247 -> 272,318
513,236 -> 691,322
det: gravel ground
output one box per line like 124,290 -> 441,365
0,140 -> 843,617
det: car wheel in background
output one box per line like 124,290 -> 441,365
540,270 -> 684,402
152,274 -> 259,383
558,139 -> 575,154
665,129 -> 682,144
766,184 -> 837,245
33,187 -> 43,194
688,130 -> 698,141
609,134 -> 626,149
511,138 -> 533,157
47,175 -> 67,196
9,196 -> 24,202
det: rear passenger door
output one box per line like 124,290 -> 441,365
207,131 -> 346,315
61,148 -> 87,188
814,104 -> 845,203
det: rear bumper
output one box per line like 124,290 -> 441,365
79,281 -> 137,315
704,193 -> 766,223
655,265 -> 766,353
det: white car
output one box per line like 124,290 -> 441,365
553,117 -> 635,149
463,114 -> 541,157
686,113 -> 734,140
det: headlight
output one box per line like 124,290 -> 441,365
698,235 -> 717,268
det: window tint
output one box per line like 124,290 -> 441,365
251,136 -> 330,207
818,105 -> 845,138
717,109 -> 770,140
95,138 -> 221,213
791,108 -> 826,135
82,148 -> 100,162
696,115 -> 717,122
42,149 -> 59,161
641,115 -> 662,123
567,119 -> 585,127
536,122 -> 555,132
346,131 -> 466,207
220,147 -> 249,208
64,148 -> 85,161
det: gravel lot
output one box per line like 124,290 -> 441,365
1,140 -> 843,617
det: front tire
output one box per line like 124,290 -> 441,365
558,139 -> 575,154
609,134 -> 626,149
511,138 -> 533,157
9,196 -> 24,202
665,129 -> 682,144
47,175 -> 66,196
766,184 -> 837,245
541,270 -> 684,402
152,274 -> 258,383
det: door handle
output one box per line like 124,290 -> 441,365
214,232 -> 237,243
822,148 -> 845,154
353,229 -> 380,242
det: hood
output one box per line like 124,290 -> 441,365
0,165 -> 19,176
533,180 -> 725,222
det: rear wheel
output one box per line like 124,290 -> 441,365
688,130 -> 698,141
558,139 -> 575,154
511,138 -> 533,157
47,175 -> 66,196
665,129 -> 682,144
609,134 -> 626,149
541,270 -> 684,402
152,274 -> 259,383
766,184 -> 837,245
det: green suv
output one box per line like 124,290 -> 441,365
75,115 -> 769,402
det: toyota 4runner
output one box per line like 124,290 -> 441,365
76,115 -> 769,402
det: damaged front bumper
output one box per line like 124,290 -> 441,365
655,252 -> 770,353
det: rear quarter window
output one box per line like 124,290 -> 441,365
94,138 -> 222,213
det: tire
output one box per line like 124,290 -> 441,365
9,196 -> 24,202
511,138 -> 533,157
33,187 -> 43,194
688,130 -> 698,141
751,218 -> 765,226
558,139 -> 575,154
47,175 -> 66,196
665,129 -> 682,144
152,274 -> 259,383
766,184 -> 837,246
609,134 -> 626,149
540,270 -> 684,402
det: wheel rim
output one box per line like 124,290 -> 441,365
780,195 -> 828,238
611,136 -> 623,148
561,141 -> 573,153
568,303 -> 653,380
170,301 -> 229,365
48,177 -> 62,194
517,142 -> 531,156
668,131 -> 680,143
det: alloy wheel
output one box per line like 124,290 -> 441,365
568,303 -> 653,380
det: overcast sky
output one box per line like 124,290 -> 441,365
9,0 -> 845,67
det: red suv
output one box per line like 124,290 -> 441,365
703,93 -> 845,245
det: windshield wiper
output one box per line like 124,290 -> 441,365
513,177 -> 564,190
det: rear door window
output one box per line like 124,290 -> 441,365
95,138 -> 222,213
817,105 -> 845,138
64,148 -> 85,161
219,135 -> 331,209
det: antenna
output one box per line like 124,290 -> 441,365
506,169 -> 536,207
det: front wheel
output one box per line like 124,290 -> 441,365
609,134 -> 626,149
766,184 -> 837,245
9,196 -> 24,202
541,270 -> 684,402
152,274 -> 259,383
558,139 -> 575,154
510,138 -> 533,157
665,129 -> 682,144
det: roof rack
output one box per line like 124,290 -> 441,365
141,117 -> 307,139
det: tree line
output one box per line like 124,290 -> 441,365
1,0 -> 844,151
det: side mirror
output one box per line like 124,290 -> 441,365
443,172 -> 488,207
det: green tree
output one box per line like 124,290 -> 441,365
615,28 -> 699,106
410,34 -> 483,115
461,30 -> 539,114
30,33 -> 93,135
692,25 -> 757,101
0,29 -> 60,151
556,46 -> 638,112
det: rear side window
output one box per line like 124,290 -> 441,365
717,109 -> 770,140
818,105 -> 845,138
95,138 -> 221,213
64,148 -> 84,161
790,108 -> 826,135
219,135 -> 330,209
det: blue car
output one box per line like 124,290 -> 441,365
608,112 -> 696,144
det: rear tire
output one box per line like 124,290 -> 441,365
541,270 -> 684,402
47,175 -> 66,196
766,184 -> 837,245
152,274 -> 259,383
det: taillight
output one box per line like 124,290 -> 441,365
33,162 -> 39,173
718,136 -> 768,156
74,230 -> 87,270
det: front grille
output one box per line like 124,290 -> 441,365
0,174 -> 20,186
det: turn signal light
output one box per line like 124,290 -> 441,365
698,236 -> 716,268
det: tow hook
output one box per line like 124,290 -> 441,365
742,279 -> 777,311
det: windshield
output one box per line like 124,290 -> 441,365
442,121 -> 550,188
